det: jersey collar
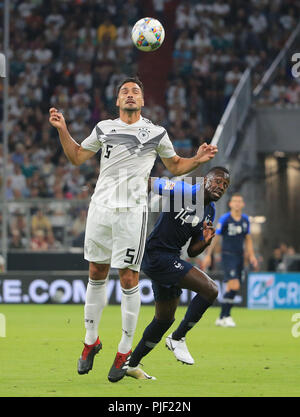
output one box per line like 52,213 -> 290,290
115,116 -> 143,127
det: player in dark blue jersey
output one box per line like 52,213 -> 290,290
124,167 -> 230,380
203,193 -> 258,327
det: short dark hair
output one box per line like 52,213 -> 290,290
229,193 -> 243,201
205,166 -> 230,177
116,76 -> 144,97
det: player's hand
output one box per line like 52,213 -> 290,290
194,142 -> 218,164
250,254 -> 259,271
49,107 -> 67,130
203,221 -> 215,245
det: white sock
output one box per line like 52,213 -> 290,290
84,277 -> 108,345
118,285 -> 141,354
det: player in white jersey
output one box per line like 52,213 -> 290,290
49,77 -> 217,382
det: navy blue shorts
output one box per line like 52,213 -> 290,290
222,252 -> 244,282
141,250 -> 193,302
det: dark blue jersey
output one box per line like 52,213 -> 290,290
146,178 -> 216,255
215,212 -> 250,256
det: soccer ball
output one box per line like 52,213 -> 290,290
131,17 -> 165,52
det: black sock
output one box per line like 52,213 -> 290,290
171,294 -> 212,341
129,317 -> 174,367
220,290 -> 237,318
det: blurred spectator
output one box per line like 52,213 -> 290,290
71,209 -> 87,238
279,242 -> 288,256
286,246 -> 296,256
176,2 -> 197,30
21,155 -> 37,179
285,80 -> 300,105
74,64 -> 93,91
172,128 -> 193,158
224,65 -> 243,102
39,154 -> 55,179
153,0 -> 166,22
71,209 -> 87,247
30,229 -> 49,251
31,209 -> 53,238
267,247 -> 283,271
248,8 -> 268,34
47,232 -> 63,250
269,77 -> 287,102
48,184 -> 70,242
5,177 -> 15,201
11,143 -> 25,166
193,28 -> 211,52
279,7 -> 296,30
10,211 -> 27,241
76,185 -> 92,200
115,19 -> 133,55
9,230 -> 25,249
0,254 -> 5,273
97,17 -> 117,43
266,243 -> 297,272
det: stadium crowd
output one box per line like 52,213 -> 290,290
164,0 -> 300,154
0,0 -> 299,252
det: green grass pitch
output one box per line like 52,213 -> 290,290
0,304 -> 299,397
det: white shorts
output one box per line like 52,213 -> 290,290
84,202 -> 148,271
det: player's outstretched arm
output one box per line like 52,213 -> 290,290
151,177 -> 200,199
161,143 -> 218,176
49,107 -> 95,166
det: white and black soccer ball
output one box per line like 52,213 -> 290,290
131,17 -> 165,52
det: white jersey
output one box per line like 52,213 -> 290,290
81,116 -> 176,208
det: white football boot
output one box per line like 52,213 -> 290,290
215,317 -> 226,327
223,316 -> 236,327
126,365 -> 156,380
165,334 -> 194,365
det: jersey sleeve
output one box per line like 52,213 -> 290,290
156,131 -> 176,159
81,124 -> 104,153
244,215 -> 251,234
153,178 -> 200,199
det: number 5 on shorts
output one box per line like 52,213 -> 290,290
124,248 -> 136,264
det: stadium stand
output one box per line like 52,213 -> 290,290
0,0 -> 299,257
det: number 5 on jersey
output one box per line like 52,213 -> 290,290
124,248 -> 135,264
104,144 -> 113,158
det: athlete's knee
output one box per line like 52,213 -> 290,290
197,272 -> 218,303
119,268 -> 139,289
155,310 -> 175,322
89,262 -> 109,280
227,279 -> 240,291
201,277 -> 218,303
155,299 -> 178,322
